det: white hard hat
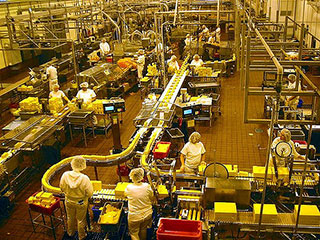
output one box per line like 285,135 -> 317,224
80,82 -> 89,88
71,156 -> 87,171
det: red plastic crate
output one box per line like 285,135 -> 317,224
152,142 -> 171,159
157,219 -> 202,240
26,192 -> 61,215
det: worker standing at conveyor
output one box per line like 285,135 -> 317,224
99,38 -> 110,58
271,128 -> 305,166
190,54 -> 204,68
60,156 -> 93,240
125,168 -> 154,240
46,64 -> 58,91
285,74 -> 301,110
180,132 -> 206,174
49,84 -> 70,103
167,55 -> 180,74
136,49 -> 146,80
75,82 -> 96,107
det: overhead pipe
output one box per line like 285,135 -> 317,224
173,0 -> 179,26
101,10 -> 121,43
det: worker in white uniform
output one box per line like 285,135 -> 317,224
271,128 -> 304,167
125,168 -> 154,240
180,132 -> 206,174
200,25 -> 209,40
99,38 -> 110,57
136,49 -> 146,80
185,34 -> 193,47
76,82 -> 96,106
190,54 -> 204,68
60,156 -> 93,240
167,55 -> 180,74
49,84 -> 70,103
215,25 -> 221,43
285,74 -> 301,110
46,65 -> 58,91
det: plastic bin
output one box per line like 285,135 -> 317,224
167,128 -> 184,139
157,218 -> 202,240
92,206 -> 102,222
152,141 -> 171,159
98,202 -> 123,233
26,193 -> 61,216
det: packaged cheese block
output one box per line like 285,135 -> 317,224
157,184 -> 168,198
294,205 -> 320,225
253,166 -> 274,179
91,181 -> 102,191
253,204 -> 278,223
41,192 -> 54,200
214,202 -> 237,222
114,182 -> 130,197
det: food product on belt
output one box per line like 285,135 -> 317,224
49,97 -> 64,113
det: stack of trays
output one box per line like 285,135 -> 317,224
214,202 -> 237,222
253,204 -> 278,223
294,205 -> 320,225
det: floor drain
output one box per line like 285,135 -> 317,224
255,128 -> 263,133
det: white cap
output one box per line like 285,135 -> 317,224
80,82 -> 89,88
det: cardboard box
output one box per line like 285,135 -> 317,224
214,202 -> 237,222
294,205 -> 320,225
253,204 -> 278,223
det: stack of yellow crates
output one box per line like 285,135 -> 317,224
294,205 -> 320,225
214,202 -> 237,222
27,191 -> 56,208
253,204 -> 278,223
49,97 -> 64,114
114,182 -> 130,197
19,97 -> 42,112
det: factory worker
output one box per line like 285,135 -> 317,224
190,54 -> 204,68
208,31 -> 216,44
184,34 -> 193,47
167,55 -> 180,74
136,49 -> 146,80
200,25 -> 209,40
125,168 -> 154,240
215,25 -> 221,43
99,38 -> 110,57
49,84 -> 70,103
271,128 -> 305,167
46,65 -> 58,91
180,132 -> 206,174
76,82 -> 96,105
285,74 -> 301,110
60,156 -> 93,240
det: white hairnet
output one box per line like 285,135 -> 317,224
129,168 -> 144,183
189,131 -> 201,144
280,128 -> 291,142
53,84 -> 60,89
80,82 -> 89,88
288,74 -> 296,81
71,156 -> 87,171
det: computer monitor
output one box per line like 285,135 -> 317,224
104,105 -> 115,113
183,108 -> 193,117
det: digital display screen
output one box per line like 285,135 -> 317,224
104,105 -> 114,112
183,109 -> 193,115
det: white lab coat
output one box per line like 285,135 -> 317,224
49,90 -> 66,99
46,66 -> 58,91
137,55 -> 145,79
191,59 -> 204,68
99,42 -> 110,55
271,137 -> 300,166
60,171 -> 93,239
181,142 -> 206,171
76,89 -> 96,104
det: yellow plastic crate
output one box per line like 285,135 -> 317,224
91,181 -> 102,191
253,204 -> 278,223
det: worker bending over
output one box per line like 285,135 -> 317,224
60,156 -> 93,240
167,55 -> 180,74
49,84 -> 70,103
125,168 -> 154,240
180,132 -> 206,174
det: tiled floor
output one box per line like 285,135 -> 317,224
0,71 -> 280,239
